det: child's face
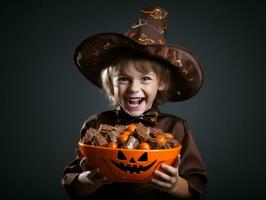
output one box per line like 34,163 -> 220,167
112,61 -> 165,117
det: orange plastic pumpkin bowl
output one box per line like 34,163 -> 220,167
78,142 -> 182,183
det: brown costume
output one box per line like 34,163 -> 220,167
62,106 -> 208,200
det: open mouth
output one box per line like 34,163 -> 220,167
126,97 -> 145,106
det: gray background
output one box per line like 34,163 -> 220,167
1,0 -> 266,199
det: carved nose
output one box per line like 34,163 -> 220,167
129,158 -> 136,163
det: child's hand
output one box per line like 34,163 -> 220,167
150,154 -> 184,196
77,157 -> 111,195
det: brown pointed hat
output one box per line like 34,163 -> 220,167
75,6 -> 203,101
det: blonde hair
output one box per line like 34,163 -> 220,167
101,52 -> 171,107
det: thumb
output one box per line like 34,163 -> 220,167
78,171 -> 94,184
79,157 -> 88,171
173,154 -> 181,168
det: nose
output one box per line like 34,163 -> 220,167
129,157 -> 136,163
129,80 -> 140,93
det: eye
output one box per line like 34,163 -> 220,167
116,76 -> 129,84
138,152 -> 148,162
117,150 -> 127,160
142,76 -> 152,81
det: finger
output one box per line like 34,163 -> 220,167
150,178 -> 172,189
154,170 -> 176,184
85,168 -> 100,179
78,171 -> 104,185
173,154 -> 181,168
79,157 -> 88,171
93,176 -> 109,185
160,164 -> 178,177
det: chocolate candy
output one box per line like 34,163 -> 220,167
99,124 -> 114,135
82,128 -> 98,145
107,130 -> 120,143
124,136 -> 140,149
81,122 -> 179,149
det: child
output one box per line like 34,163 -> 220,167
62,6 -> 208,200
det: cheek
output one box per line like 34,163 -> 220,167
145,86 -> 159,98
120,84 -> 129,92
114,85 -> 126,98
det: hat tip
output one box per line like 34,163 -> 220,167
140,6 -> 168,20
141,5 -> 166,11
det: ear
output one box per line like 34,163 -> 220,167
158,81 -> 166,91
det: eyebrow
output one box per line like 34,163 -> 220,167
143,72 -> 155,76
116,72 -> 155,76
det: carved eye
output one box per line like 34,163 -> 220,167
138,152 -> 148,162
117,150 -> 127,160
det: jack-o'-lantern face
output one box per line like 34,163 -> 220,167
111,150 -> 157,174
79,143 -> 182,182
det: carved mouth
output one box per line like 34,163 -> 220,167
111,160 -> 157,174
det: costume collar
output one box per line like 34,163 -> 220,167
116,104 -> 160,125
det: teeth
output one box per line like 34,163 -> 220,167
128,98 -> 143,105
128,98 -> 141,101
128,98 -> 142,102
129,99 -> 140,102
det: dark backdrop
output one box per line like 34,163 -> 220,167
1,0 -> 265,199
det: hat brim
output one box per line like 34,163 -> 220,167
75,33 -> 203,101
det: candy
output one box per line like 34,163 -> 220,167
81,122 -> 179,149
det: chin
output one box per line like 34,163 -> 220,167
125,109 -> 145,117
127,111 -> 144,117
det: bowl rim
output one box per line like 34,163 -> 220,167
79,142 -> 182,153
